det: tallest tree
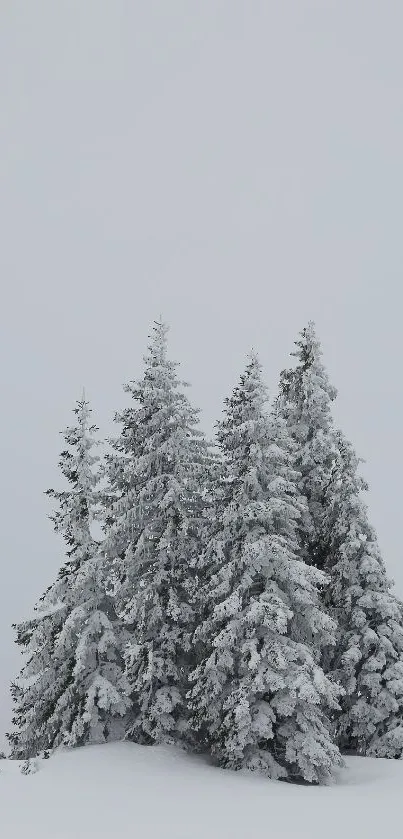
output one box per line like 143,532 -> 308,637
278,323 -> 403,757
276,322 -> 338,569
104,321 -> 208,746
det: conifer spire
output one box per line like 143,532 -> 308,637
8,397 -> 130,758
189,354 -> 342,783
103,321 -> 209,745
322,432 -> 403,757
278,324 -> 403,757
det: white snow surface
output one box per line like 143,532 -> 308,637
1,742 -> 401,838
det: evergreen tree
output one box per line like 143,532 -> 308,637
188,355 -> 342,783
8,398 -> 130,759
104,321 -> 208,746
276,322 -> 338,568
278,323 -> 403,757
321,433 -> 403,757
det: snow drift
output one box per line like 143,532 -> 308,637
1,742 -> 402,839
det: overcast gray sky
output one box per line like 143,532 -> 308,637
1,1 -> 402,746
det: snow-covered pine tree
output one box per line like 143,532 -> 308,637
188,354 -> 342,783
320,432 -> 403,757
8,397 -> 130,759
103,321 -> 208,746
276,322 -> 338,569
278,323 -> 403,757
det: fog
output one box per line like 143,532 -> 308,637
1,1 -> 402,746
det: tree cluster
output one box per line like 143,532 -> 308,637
8,321 -> 403,784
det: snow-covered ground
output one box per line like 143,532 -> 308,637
1,742 -> 401,839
